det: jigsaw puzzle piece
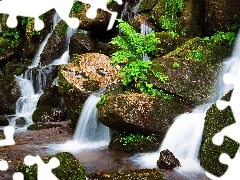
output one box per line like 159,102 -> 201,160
0,126 -> 15,147
24,155 -> 60,180
12,172 -> 24,180
0,160 -> 8,171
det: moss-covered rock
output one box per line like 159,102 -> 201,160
205,0 -> 240,34
199,91 -> 239,177
15,152 -> 86,180
150,0 -> 204,36
0,74 -> 21,114
0,115 -> 9,126
109,132 -> 160,153
155,32 -> 187,57
147,37 -> 232,106
138,0 -> 159,13
98,92 -> 188,138
58,53 -> 120,126
39,20 -> 69,66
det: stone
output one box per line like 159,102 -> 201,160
157,149 -> 181,169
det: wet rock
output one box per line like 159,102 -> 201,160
150,0 -> 205,36
0,74 -> 21,114
157,149 -> 181,169
15,152 -> 86,180
129,14 -> 155,33
148,37 -> 232,106
15,117 -> 27,127
39,20 -> 69,66
98,92 -> 188,137
58,53 -> 120,126
27,122 -> 63,130
69,33 -> 94,57
205,0 -> 240,34
109,132 -> 160,153
32,85 -> 68,123
200,90 -> 239,177
0,115 -> 9,126
109,169 -> 163,179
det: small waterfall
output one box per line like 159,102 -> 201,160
46,91 -> 111,152
140,21 -> 152,61
6,13 -> 58,128
51,27 -> 77,65
131,31 -> 240,173
73,94 -> 110,143
121,0 -> 143,21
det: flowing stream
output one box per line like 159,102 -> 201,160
131,31 -> 240,175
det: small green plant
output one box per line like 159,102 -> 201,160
96,94 -> 108,108
3,29 -> 20,48
206,31 -> 236,47
110,19 -> 169,97
118,133 -> 157,146
173,61 -> 180,68
185,49 -> 203,62
159,0 -> 184,32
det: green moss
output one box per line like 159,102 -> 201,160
109,132 -> 159,153
56,22 -> 68,37
96,94 -> 108,108
15,152 -> 86,180
200,91 -> 239,176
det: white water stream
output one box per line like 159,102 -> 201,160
6,13 -> 76,128
47,92 -> 111,152
140,21 -> 152,61
131,31 -> 240,175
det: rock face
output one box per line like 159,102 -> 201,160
32,85 -> 68,123
58,53 -> 120,126
150,0 -> 205,36
157,149 -> 181,169
148,38 -> 232,106
98,92 -> 188,137
205,0 -> 240,34
200,91 -> 239,177
0,74 -> 20,114
39,20 -> 70,66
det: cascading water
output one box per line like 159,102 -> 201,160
6,13 -> 58,128
131,31 -> 240,175
51,27 -> 77,65
46,91 -> 111,152
140,21 -> 152,61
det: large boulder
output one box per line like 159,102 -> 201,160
200,91 -> 239,177
15,152 -> 86,180
150,0 -> 205,36
98,92 -> 188,137
32,85 -> 68,123
148,38 -> 232,106
205,0 -> 240,34
58,53 -> 120,126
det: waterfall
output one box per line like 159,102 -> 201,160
140,21 -> 152,61
46,91 -> 111,152
73,94 -> 110,143
51,27 -> 77,65
131,31 -> 240,173
6,13 -> 58,128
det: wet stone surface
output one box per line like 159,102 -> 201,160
0,121 -> 210,180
